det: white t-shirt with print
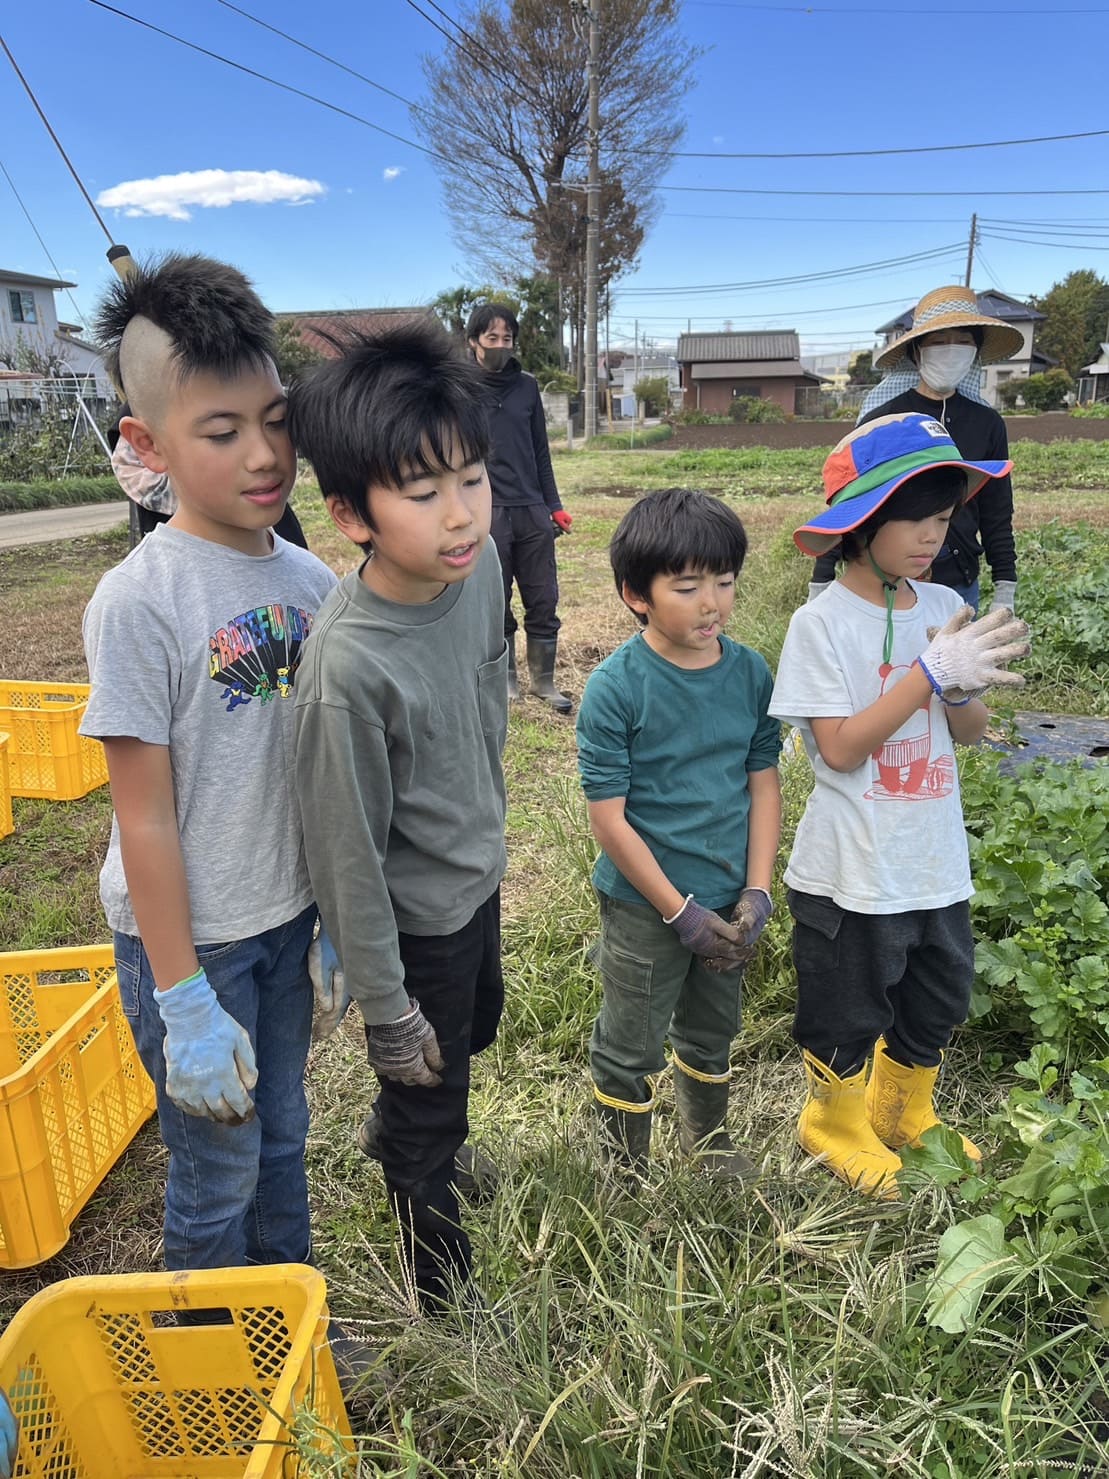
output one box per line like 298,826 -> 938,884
769,579 -> 972,914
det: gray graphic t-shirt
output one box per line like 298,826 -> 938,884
81,524 -> 338,942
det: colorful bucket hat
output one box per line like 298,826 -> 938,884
794,412 -> 1012,558
874,285 -> 1025,370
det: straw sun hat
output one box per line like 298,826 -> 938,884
874,285 -> 1025,370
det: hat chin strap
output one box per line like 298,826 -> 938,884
866,546 -> 902,666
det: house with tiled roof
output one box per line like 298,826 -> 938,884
676,330 -> 825,415
279,305 -> 437,357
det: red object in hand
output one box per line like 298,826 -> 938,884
552,510 -> 573,532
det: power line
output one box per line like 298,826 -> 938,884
88,0 -> 451,162
399,0 -> 537,108
685,2 -> 1109,12
665,211 -> 971,224
983,230 -> 1109,252
0,155 -> 90,328
657,183 -> 1109,199
607,126 -> 1109,162
0,30 -> 114,243
616,242 -> 964,297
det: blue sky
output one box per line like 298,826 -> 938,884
2,0 -> 1108,358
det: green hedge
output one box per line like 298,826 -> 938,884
0,478 -> 122,513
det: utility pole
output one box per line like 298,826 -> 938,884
964,213 -> 978,289
582,0 -> 601,440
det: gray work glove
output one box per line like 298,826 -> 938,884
664,895 -> 746,964
366,999 -> 445,1087
917,605 -> 1030,698
988,579 -> 1017,615
807,580 -> 833,604
308,927 -> 351,1041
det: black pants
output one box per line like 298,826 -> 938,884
788,889 -> 974,1075
369,890 -> 504,1312
491,504 -> 560,641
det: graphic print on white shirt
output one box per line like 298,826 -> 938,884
867,660 -> 955,801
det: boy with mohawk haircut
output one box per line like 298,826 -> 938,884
81,253 -> 338,1275
288,321 -> 508,1316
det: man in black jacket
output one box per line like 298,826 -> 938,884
811,286 -> 1023,612
468,304 -> 572,710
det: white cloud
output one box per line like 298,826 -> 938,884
96,169 -> 326,221
383,166 -> 405,183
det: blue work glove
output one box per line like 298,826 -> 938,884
0,1388 -> 18,1479
366,999 -> 445,1087
664,895 -> 746,963
308,926 -> 351,1041
155,969 -> 258,1124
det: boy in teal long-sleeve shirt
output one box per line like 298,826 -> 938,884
576,487 -> 781,1177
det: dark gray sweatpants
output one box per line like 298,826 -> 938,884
788,888 -> 974,1075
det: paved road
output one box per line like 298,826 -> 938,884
0,501 -> 130,551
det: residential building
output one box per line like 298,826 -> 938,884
875,290 -> 1050,408
279,306 -> 436,357
1078,343 -> 1109,403
676,331 -> 825,415
0,268 -> 113,397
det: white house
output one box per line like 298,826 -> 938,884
0,269 -> 113,400
1078,343 -> 1109,403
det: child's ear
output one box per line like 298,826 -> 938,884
621,580 -> 650,619
120,415 -> 168,475
325,494 -> 374,546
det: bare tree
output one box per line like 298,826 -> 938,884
412,0 -> 698,356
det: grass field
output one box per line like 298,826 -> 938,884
0,443 -> 1106,1477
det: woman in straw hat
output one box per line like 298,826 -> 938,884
810,286 -> 1024,613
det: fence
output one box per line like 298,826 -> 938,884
794,385 -> 866,421
0,377 -> 115,480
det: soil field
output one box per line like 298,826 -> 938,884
663,413 -> 1109,451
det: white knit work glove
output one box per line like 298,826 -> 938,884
988,579 -> 1017,615
917,605 -> 1030,698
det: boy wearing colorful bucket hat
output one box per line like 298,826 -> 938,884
811,286 -> 1023,613
769,412 -> 1030,1196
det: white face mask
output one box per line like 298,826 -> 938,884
918,343 -> 978,395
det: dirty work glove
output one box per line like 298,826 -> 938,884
732,887 -> 773,953
0,1389 -> 17,1479
366,1000 -> 445,1087
551,509 -> 572,533
807,580 -> 832,604
916,605 -> 1030,698
155,969 -> 258,1125
664,895 -> 746,963
988,579 -> 1017,616
308,926 -> 351,1041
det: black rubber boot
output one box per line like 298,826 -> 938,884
506,643 -> 520,701
672,1068 -> 756,1179
357,1110 -> 499,1201
594,1099 -> 652,1178
526,636 -> 572,713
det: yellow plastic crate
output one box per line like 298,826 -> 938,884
0,732 -> 12,838
0,946 -> 155,1269
0,681 -> 108,801
0,1265 -> 355,1477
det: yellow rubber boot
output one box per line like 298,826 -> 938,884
797,1050 -> 902,1198
865,1038 -> 982,1163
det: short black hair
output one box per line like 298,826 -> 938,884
286,319 -> 490,530
95,252 -> 275,398
610,487 -> 748,623
466,302 -> 519,343
841,466 -> 969,560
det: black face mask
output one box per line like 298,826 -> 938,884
480,347 -> 513,373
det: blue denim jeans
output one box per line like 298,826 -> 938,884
951,578 -> 980,612
114,903 -> 316,1270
